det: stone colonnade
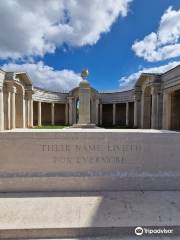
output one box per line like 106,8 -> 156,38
1,81 -> 33,130
133,83 -> 178,130
99,102 -> 132,126
35,101 -> 68,126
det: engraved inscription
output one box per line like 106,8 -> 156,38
41,143 -> 142,165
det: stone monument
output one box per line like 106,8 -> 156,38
73,69 -> 96,128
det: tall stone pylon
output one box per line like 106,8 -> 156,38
78,79 -> 91,124
73,69 -> 96,128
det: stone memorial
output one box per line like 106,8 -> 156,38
0,68 -> 180,239
73,69 -> 96,128
0,129 -> 180,192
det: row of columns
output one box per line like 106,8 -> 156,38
135,85 -> 160,129
5,82 -> 33,130
134,85 -> 171,129
99,102 -> 130,126
0,88 -> 4,131
162,91 -> 171,129
37,102 -> 68,126
68,97 -> 99,125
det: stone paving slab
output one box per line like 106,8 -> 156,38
1,128 -> 178,133
0,191 -> 180,238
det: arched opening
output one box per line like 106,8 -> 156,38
15,83 -> 24,128
143,86 -> 152,128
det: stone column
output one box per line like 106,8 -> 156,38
26,91 -> 33,128
51,103 -> 55,125
78,80 -> 91,124
151,86 -> 159,129
134,91 -> 141,128
68,97 -> 73,125
22,92 -> 26,128
126,102 -> 129,126
162,92 -> 171,129
38,101 -> 42,126
141,91 -> 145,128
30,99 -> 33,128
0,88 -> 4,131
7,90 -> 11,130
95,99 -> 99,125
65,103 -> 68,125
100,103 -> 102,125
11,86 -> 16,129
113,103 -> 116,126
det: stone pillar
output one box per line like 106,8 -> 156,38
134,91 -> 141,128
26,91 -> 33,128
100,103 -> 102,125
38,101 -> 42,126
11,86 -> 16,129
151,86 -> 159,129
162,92 -> 171,129
30,99 -> 33,128
141,91 -> 145,128
51,103 -> 55,125
0,88 -> 4,131
22,93 -> 26,128
68,97 -> 73,125
126,102 -> 129,126
113,103 -> 116,126
7,90 -> 11,130
65,103 -> 68,125
95,99 -> 99,125
78,80 -> 91,124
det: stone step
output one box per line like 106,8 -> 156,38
0,191 -> 180,239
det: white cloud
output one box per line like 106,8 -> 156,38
2,61 -> 81,91
0,0 -> 132,59
132,6 -> 180,62
119,61 -> 180,90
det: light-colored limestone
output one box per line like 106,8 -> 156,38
0,88 -> 4,131
0,191 -> 179,238
51,103 -> 55,125
78,80 -> 91,125
0,130 -> 180,192
38,101 -> 42,126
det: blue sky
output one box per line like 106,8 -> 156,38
1,0 -> 180,91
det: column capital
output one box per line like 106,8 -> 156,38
151,85 -> 161,95
6,83 -> 16,93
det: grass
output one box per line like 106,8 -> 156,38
99,125 -> 134,129
34,125 -> 67,129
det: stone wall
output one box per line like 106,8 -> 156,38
100,90 -> 134,104
0,130 -> 180,192
33,87 -> 68,103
